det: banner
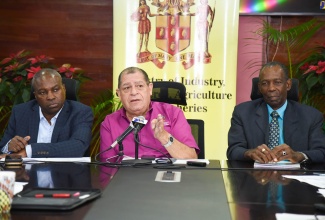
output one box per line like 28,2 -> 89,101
113,0 -> 239,159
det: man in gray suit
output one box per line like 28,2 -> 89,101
227,61 -> 325,163
0,68 -> 93,157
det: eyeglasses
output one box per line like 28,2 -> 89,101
155,158 -> 176,164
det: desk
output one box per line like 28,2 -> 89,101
6,160 -> 325,220
221,160 -> 325,220
84,165 -> 231,220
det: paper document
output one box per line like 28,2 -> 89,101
173,159 -> 210,165
276,213 -> 325,220
254,160 -> 300,169
14,182 -> 28,195
318,189 -> 325,197
282,175 -> 325,189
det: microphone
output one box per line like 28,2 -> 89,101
132,116 -> 148,133
110,121 -> 134,148
109,116 -> 147,148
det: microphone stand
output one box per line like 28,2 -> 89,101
122,131 -> 151,165
105,141 -> 125,164
135,133 -> 139,160
118,142 -> 124,157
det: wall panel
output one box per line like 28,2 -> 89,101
0,0 -> 113,105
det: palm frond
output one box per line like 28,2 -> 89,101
89,90 -> 122,157
246,17 -> 325,78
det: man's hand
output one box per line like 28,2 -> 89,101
150,114 -> 169,144
11,148 -> 27,158
244,144 -> 278,163
8,136 -> 30,153
249,170 -> 293,185
271,144 -> 305,163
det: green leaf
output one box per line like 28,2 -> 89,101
22,88 -> 31,103
319,73 -> 325,84
306,74 -> 318,90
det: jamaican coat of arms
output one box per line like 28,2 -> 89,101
131,0 -> 215,69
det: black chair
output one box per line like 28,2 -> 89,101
152,81 -> 205,158
30,78 -> 79,101
187,119 -> 205,159
151,81 -> 187,106
250,77 -> 299,101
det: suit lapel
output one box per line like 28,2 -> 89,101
283,101 -> 298,141
29,103 -> 40,143
51,101 -> 69,142
255,101 -> 269,143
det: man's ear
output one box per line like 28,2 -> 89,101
148,82 -> 153,96
286,78 -> 292,91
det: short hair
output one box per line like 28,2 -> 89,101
259,61 -> 289,80
118,67 -> 150,88
31,68 -> 63,88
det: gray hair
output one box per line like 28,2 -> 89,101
31,68 -> 63,88
118,67 -> 150,88
259,61 -> 289,80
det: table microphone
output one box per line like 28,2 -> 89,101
132,116 -> 148,134
109,116 -> 147,148
110,121 -> 134,148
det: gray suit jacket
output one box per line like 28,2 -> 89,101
0,100 -> 93,157
227,98 -> 325,163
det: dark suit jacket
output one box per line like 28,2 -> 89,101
227,98 -> 325,163
0,100 -> 93,157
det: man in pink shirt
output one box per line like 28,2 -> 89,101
100,67 -> 199,160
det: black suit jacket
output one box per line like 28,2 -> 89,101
227,98 -> 325,162
0,100 -> 93,157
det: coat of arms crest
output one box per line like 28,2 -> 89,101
131,0 -> 215,69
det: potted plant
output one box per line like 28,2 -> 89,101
245,17 -> 325,77
295,43 -> 325,132
90,90 -> 122,157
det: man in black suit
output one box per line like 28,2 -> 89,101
0,68 -> 93,157
227,61 -> 325,163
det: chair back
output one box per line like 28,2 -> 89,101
151,81 -> 187,106
30,78 -> 79,101
250,77 -> 299,101
187,119 -> 205,159
151,81 -> 205,159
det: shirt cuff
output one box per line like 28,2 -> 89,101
299,152 -> 309,163
26,145 -> 32,158
1,140 -> 11,154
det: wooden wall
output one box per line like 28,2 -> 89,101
0,0 -> 113,106
0,1 -> 324,107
